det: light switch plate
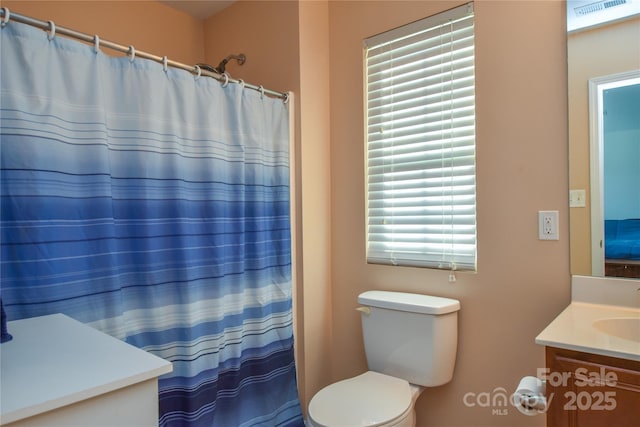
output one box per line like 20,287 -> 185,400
569,189 -> 586,207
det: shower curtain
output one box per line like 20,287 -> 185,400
0,22 -> 303,427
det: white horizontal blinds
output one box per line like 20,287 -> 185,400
365,3 -> 477,270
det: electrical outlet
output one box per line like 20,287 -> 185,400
538,210 -> 559,240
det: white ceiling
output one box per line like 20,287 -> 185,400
161,1 -> 235,20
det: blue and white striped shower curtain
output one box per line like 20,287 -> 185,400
0,22 -> 303,427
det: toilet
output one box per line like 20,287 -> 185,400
307,290 -> 460,427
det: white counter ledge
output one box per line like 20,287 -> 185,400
535,276 -> 640,362
535,302 -> 640,361
0,313 -> 173,426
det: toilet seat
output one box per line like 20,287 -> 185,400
308,371 -> 412,427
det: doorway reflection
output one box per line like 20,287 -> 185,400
601,82 -> 640,277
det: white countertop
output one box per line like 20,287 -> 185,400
0,313 -> 173,425
535,302 -> 640,361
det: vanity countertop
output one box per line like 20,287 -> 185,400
0,313 -> 173,425
535,301 -> 640,361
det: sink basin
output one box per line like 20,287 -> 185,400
592,317 -> 640,343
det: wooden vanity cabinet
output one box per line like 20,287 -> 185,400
545,346 -> 640,427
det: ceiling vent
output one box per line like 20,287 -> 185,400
567,0 -> 640,32
575,0 -> 628,16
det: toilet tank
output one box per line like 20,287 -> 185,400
358,291 -> 460,387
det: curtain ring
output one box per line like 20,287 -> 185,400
221,72 -> 229,88
93,34 -> 100,53
47,20 -> 56,41
282,93 -> 290,104
128,45 -> 135,63
237,79 -> 245,89
193,64 -> 201,80
259,85 -> 265,100
1,8 -> 10,28
162,56 -> 168,73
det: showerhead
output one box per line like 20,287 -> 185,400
216,53 -> 246,74
197,53 -> 246,76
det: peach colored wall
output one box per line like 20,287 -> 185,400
568,17 -> 640,276
1,1 -> 205,64
297,0 -> 333,411
329,1 -> 570,426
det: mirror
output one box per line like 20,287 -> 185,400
568,0 -> 640,279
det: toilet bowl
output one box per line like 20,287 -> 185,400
307,371 -> 423,427
307,291 -> 460,427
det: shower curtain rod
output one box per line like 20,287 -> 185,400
0,8 -> 288,102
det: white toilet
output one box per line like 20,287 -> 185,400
307,290 -> 460,427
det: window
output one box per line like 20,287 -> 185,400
364,3 -> 477,271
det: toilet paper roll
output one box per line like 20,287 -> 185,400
511,376 -> 547,416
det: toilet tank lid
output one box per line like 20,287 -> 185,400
358,291 -> 460,315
